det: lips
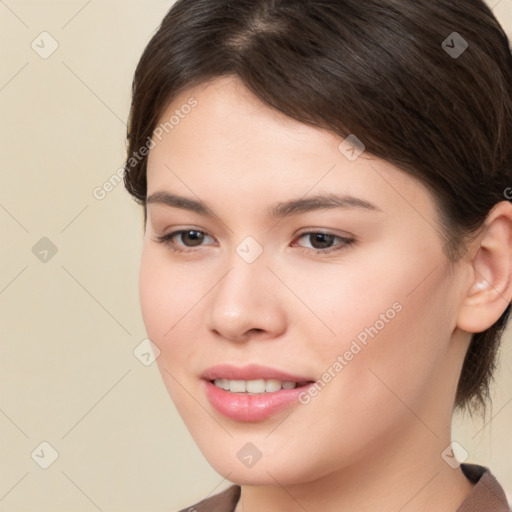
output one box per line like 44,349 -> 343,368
201,364 -> 317,421
201,363 -> 315,383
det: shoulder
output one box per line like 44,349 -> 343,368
457,463 -> 511,512
176,484 -> 241,512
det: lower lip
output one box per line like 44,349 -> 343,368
203,379 -> 314,421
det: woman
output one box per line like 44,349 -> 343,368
123,0 -> 512,510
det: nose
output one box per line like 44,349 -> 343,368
205,255 -> 287,343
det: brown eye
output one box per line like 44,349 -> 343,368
307,233 -> 336,249
178,230 -> 206,247
294,231 -> 356,254
154,229 -> 215,252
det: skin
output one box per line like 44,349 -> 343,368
139,75 -> 512,512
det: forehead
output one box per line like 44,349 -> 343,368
146,76 -> 438,229
151,75 -> 341,166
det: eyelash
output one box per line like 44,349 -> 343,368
153,229 -> 357,255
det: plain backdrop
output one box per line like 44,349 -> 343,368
1,1 -> 511,510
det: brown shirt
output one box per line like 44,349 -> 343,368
177,464 -> 510,512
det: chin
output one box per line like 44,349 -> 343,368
198,443 -> 322,486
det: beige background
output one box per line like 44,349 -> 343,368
0,1 -> 511,510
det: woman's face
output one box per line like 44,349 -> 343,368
140,76 -> 470,485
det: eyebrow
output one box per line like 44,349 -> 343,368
146,191 -> 382,218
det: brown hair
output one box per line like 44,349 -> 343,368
124,0 -> 512,412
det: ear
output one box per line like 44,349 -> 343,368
457,200 -> 512,333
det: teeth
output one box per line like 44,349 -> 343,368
266,379 -> 282,392
212,378 -> 300,394
230,379 -> 246,393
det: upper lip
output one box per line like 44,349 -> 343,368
202,364 -> 315,383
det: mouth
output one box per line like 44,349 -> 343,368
201,364 -> 317,420
208,378 -> 314,394
201,363 -> 315,385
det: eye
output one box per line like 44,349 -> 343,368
153,229 -> 356,255
153,229 -> 215,253
292,231 -> 356,254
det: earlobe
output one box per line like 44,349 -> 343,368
457,201 -> 512,333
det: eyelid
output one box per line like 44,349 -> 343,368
291,230 -> 356,253
153,227 -> 357,255
153,228 -> 216,252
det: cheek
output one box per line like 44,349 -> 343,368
139,247 -> 186,356
139,245 -> 192,335
139,248 -> 168,338
138,246 -> 207,380
276,250 -> 402,358
295,243 -> 452,406
138,248 -> 199,412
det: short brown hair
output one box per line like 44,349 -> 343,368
124,0 -> 512,412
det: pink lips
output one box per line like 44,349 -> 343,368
201,364 -> 316,422
201,363 -> 313,382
